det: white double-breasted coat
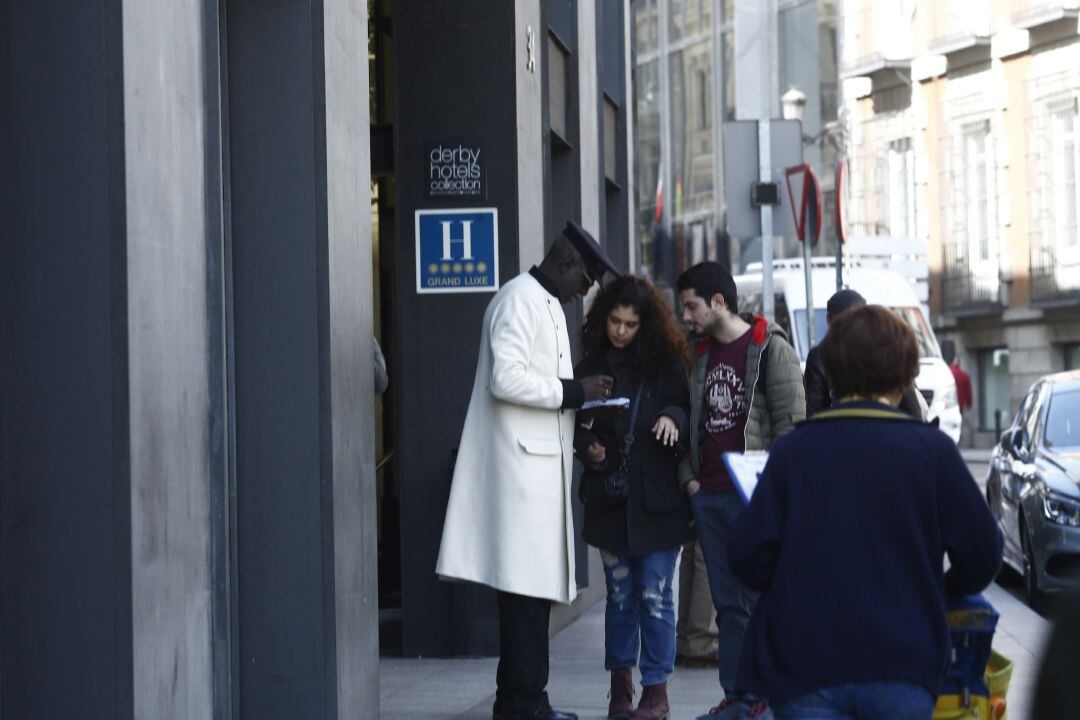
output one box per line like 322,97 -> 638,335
435,272 -> 578,603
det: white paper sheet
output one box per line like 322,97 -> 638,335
723,451 -> 770,504
580,397 -> 631,411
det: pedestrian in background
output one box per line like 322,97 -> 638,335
436,222 -> 619,720
942,341 -> 973,443
803,289 -> 923,420
728,305 -> 1003,720
675,539 -> 720,668
675,262 -> 806,720
574,274 -> 692,720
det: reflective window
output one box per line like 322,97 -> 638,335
634,0 -> 660,55
548,35 -> 568,140
635,60 -> 661,218
669,41 -> 714,219
890,306 -> 941,359
793,309 -> 828,360
1045,389 -> 1080,449
669,0 -> 711,42
1024,383 -> 1047,449
722,29 -> 735,120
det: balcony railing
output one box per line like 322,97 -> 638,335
942,245 -> 1001,315
1030,244 -> 1080,306
1011,1 -> 1080,29
928,6 -> 991,55
841,53 -> 912,80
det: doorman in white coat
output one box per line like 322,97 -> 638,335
437,221 -> 620,720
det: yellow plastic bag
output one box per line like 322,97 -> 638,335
986,650 -> 1013,720
933,650 -> 1013,720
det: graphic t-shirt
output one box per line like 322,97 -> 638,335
698,329 -> 753,491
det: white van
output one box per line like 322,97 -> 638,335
733,259 -> 962,443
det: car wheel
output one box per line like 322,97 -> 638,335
1021,517 -> 1047,614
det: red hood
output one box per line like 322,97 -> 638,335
694,315 -> 770,357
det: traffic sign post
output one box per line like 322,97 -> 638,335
834,159 -> 849,292
785,163 -> 822,349
722,119 -> 803,322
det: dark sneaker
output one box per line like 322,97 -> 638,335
697,694 -> 769,720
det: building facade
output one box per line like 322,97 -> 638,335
842,0 -> 1080,447
377,0 -> 637,659
1,0 -> 636,717
631,0 -> 841,288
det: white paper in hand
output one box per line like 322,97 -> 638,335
580,396 -> 631,411
723,451 -> 769,505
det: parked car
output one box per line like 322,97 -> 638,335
986,370 -> 1080,611
733,260 -> 962,442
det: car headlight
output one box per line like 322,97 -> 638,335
1042,492 -> 1080,527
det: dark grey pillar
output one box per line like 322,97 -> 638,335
224,0 -> 376,715
0,1 -> 134,718
391,0 -> 520,657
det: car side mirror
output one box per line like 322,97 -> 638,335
1010,430 -> 1030,461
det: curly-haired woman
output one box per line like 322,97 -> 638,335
574,275 -> 692,720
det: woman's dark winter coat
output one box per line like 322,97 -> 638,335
574,348 -> 692,556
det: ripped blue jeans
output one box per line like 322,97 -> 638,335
601,548 -> 680,686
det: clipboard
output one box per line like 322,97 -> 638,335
722,451 -> 769,505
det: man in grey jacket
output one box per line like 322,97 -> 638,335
675,262 -> 805,720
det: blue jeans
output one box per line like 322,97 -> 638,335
690,489 -> 757,694
773,683 -> 935,720
601,548 -> 679,686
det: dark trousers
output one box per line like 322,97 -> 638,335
495,590 -> 552,714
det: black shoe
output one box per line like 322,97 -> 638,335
497,707 -> 578,720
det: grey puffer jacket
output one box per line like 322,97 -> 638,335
678,314 -> 806,490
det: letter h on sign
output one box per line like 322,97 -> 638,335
441,220 -> 474,261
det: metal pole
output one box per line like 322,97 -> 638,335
835,240 -> 843,291
759,120 -> 774,321
804,205 -> 815,350
836,160 -> 844,292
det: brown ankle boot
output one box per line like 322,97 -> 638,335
630,681 -> 669,719
607,668 -> 635,719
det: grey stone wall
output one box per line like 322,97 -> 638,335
322,0 -> 379,714
122,0 -> 216,715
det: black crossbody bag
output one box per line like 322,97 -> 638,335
582,382 -> 644,510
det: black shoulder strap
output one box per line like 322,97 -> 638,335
622,382 -> 646,456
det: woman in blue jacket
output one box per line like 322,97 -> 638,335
726,305 -> 1003,720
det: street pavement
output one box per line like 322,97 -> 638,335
380,449 -> 1051,719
